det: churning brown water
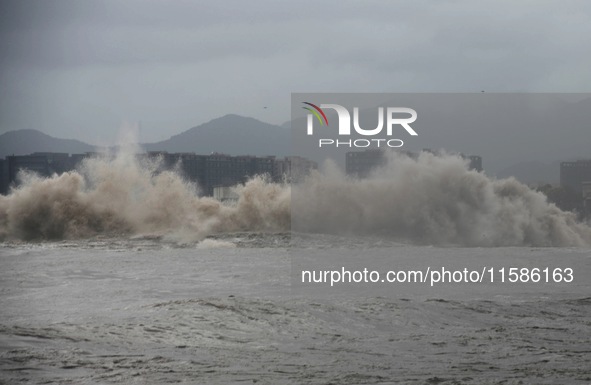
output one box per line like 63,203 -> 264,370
1,149 -> 589,246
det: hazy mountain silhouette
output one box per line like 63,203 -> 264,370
0,115 -> 289,159
1,105 -> 585,186
144,114 -> 289,156
0,129 -> 95,158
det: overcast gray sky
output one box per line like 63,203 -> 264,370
1,0 -> 590,145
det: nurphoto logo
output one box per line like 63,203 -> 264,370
303,102 -> 418,148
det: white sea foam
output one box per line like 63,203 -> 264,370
0,148 -> 589,247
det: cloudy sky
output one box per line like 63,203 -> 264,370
1,0 -> 590,145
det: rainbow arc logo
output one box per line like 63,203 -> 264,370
302,102 -> 328,126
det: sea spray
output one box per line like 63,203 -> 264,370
0,150 -> 291,241
0,150 -> 590,247
293,152 -> 591,247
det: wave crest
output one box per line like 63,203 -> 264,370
1,150 -> 589,247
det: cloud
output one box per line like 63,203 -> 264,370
0,0 -> 590,149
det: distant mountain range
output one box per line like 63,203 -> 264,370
0,113 -> 570,185
0,129 -> 95,158
0,114 -> 289,159
144,114 -> 289,156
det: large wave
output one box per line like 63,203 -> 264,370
0,149 -> 589,247
0,150 -> 290,242
293,152 -> 591,247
